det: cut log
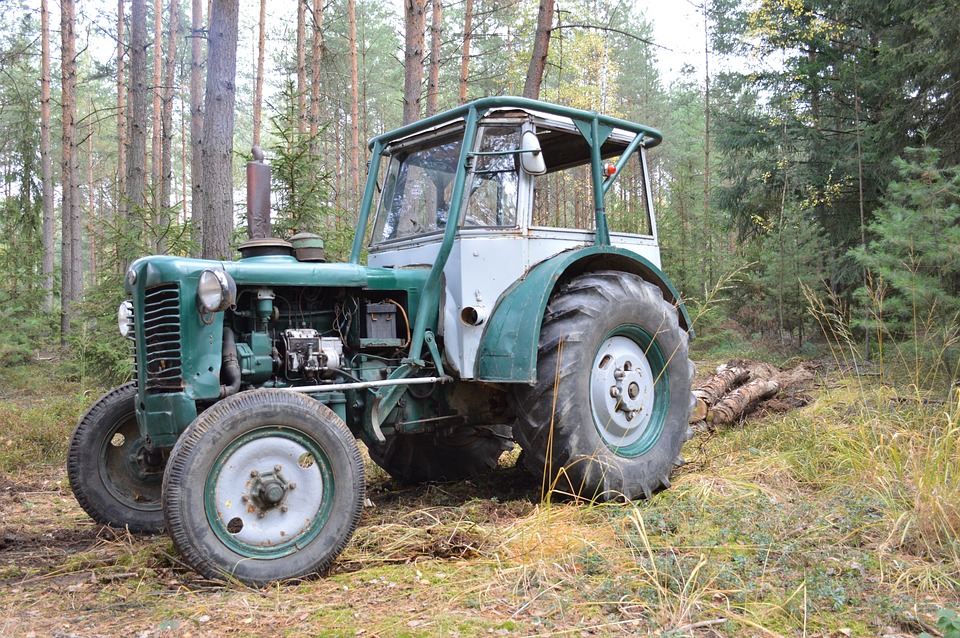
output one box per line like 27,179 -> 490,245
707,378 -> 780,426
691,364 -> 750,421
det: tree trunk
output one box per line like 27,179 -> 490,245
161,0 -> 179,222
348,0 -> 360,201
40,0 -> 55,310
402,0 -> 427,125
200,0 -> 239,260
522,0 -> 554,99
296,0 -> 307,132
701,7 -> 712,296
88,116 -> 97,275
190,0 -> 204,254
60,0 -> 80,340
117,0 -> 127,217
253,0 -> 266,146
309,0 -> 322,141
425,0 -> 441,116
458,0 -> 471,104
691,364 -> 750,421
708,379 -> 780,426
151,0 -> 163,231
126,0 -> 149,232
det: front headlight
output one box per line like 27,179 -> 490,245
197,269 -> 236,314
118,300 -> 135,339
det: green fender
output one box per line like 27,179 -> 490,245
475,246 -> 694,383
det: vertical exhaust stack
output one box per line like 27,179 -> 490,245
247,146 -> 271,240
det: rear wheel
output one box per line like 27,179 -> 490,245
162,389 -> 364,585
513,271 -> 695,501
67,383 -> 164,533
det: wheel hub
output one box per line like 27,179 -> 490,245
247,466 -> 292,510
591,335 -> 656,450
211,434 -> 325,551
133,444 -> 165,476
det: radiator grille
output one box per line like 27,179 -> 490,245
142,284 -> 183,393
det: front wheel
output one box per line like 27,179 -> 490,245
513,271 -> 695,501
67,383 -> 165,533
162,389 -> 365,585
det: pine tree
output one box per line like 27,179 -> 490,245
853,146 -> 960,332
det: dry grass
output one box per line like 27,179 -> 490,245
1,359 -> 959,637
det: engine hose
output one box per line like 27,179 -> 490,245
219,328 -> 242,398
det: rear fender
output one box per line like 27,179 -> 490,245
475,247 -> 693,383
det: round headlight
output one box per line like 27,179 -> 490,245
197,269 -> 236,313
118,300 -> 135,339
126,268 -> 137,287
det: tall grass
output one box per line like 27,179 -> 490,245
804,281 -> 960,588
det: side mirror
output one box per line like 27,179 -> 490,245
519,131 -> 547,175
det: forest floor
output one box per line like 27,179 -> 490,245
0,357 -> 957,637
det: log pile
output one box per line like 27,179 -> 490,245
690,361 -> 798,426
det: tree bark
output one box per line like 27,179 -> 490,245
253,0 -> 266,146
200,0 -> 239,260
309,0 -> 322,141
691,364 -> 750,421
117,0 -> 127,218
125,0 -> 149,230
458,0 -> 471,104
151,0 -> 163,230
88,116 -> 97,274
348,0 -> 360,200
425,0 -> 441,116
522,0 -> 554,99
708,379 -> 780,426
161,0 -> 179,221
701,7 -> 712,296
60,0 -> 81,340
403,0 -> 427,125
296,0 -> 307,132
40,0 -> 55,310
190,0 -> 204,254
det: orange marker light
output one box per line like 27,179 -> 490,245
604,162 -> 617,177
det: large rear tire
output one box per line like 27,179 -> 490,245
513,271 -> 695,501
67,383 -> 165,533
162,389 -> 364,585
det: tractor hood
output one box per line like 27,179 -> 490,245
124,253 -> 428,296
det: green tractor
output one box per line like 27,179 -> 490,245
68,97 -> 695,585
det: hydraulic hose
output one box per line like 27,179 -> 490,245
219,328 -> 242,398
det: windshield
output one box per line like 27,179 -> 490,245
371,128 -> 464,244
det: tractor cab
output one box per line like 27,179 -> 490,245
355,99 -> 675,380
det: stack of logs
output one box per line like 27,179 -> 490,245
690,362 -> 782,426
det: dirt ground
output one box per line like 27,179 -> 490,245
0,459 -> 552,637
0,360 -> 831,637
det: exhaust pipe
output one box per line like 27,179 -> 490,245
246,145 -> 271,240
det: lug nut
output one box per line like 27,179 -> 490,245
250,470 -> 259,478
280,505 -> 289,513
289,482 -> 297,490
274,465 -> 283,473
610,387 -> 621,398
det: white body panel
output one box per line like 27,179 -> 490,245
368,227 -> 660,378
